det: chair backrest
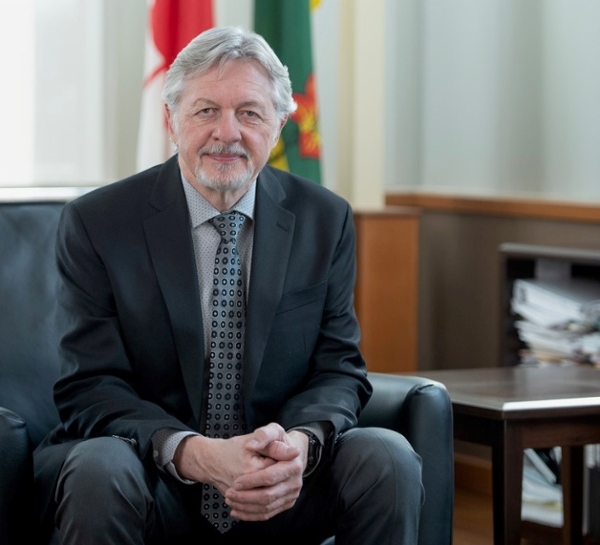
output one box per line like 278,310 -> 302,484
0,200 -> 66,447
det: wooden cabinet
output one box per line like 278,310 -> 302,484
353,207 -> 420,373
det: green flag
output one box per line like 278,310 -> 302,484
254,0 -> 322,184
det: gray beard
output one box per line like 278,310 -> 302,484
194,162 -> 253,192
193,144 -> 255,192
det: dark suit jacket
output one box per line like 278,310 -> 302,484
34,155 -> 371,524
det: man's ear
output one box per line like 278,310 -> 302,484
272,115 -> 288,147
165,104 -> 178,146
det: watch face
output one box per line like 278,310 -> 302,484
307,434 -> 319,468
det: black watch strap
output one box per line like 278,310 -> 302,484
305,432 -> 322,476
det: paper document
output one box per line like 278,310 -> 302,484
513,278 -> 600,323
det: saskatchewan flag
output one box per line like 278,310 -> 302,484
254,0 -> 322,184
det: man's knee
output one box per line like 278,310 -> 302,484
309,428 -> 423,542
56,436 -> 149,505
333,427 -> 423,497
61,437 -> 141,477
54,438 -> 156,542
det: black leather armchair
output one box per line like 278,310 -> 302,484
0,193 -> 454,545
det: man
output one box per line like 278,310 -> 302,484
34,27 -> 423,544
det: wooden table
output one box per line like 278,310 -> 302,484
417,366 -> 600,545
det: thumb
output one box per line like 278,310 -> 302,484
267,440 -> 300,461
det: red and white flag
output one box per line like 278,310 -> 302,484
137,0 -> 214,172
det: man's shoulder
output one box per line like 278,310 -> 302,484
74,163 -> 164,208
260,166 -> 350,211
68,156 -> 180,217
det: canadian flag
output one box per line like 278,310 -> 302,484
137,0 -> 214,172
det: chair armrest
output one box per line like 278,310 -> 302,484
0,406 -> 33,545
359,373 -> 454,545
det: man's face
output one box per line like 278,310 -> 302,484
166,60 -> 285,198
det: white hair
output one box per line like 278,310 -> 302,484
162,26 -> 297,121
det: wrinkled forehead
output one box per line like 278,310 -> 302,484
181,59 -> 278,111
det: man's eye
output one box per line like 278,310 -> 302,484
243,110 -> 259,118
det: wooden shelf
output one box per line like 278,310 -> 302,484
386,191 -> 600,223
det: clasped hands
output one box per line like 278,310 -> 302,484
173,423 -> 309,521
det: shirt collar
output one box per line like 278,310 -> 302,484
181,174 -> 256,228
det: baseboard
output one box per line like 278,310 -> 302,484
454,452 -> 492,497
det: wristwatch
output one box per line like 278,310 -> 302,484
305,432 -> 322,476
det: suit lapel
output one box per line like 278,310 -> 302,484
143,157 -> 205,425
244,169 -> 295,419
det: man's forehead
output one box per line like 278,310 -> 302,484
191,59 -> 270,87
182,60 -> 275,107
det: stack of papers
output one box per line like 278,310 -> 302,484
522,448 -> 562,528
511,278 -> 600,366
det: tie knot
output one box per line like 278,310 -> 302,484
209,211 -> 246,243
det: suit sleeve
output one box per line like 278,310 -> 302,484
276,203 -> 372,438
53,202 -> 192,459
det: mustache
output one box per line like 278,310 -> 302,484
199,144 -> 249,158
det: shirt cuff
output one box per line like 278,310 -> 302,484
151,428 -> 199,484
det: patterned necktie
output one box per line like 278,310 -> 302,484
202,211 -> 247,533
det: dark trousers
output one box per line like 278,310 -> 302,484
52,427 -> 423,545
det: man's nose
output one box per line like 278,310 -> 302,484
213,112 -> 242,142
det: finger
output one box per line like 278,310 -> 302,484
260,440 -> 299,461
227,484 -> 301,520
233,459 -> 302,491
228,469 -> 303,510
268,440 -> 300,460
227,477 -> 299,505
246,452 -> 278,473
246,423 -> 286,451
